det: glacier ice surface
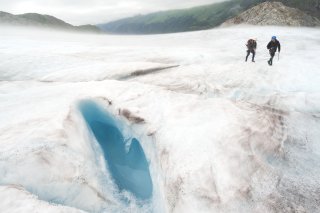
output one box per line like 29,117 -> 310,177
0,25 -> 319,213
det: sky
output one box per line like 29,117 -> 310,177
0,0 -> 226,25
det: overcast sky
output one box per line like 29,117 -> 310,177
0,0 -> 226,25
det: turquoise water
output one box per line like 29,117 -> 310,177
78,100 -> 153,200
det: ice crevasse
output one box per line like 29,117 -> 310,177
78,100 -> 153,200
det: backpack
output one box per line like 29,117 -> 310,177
247,39 -> 256,49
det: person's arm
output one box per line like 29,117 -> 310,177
254,42 -> 257,49
278,41 -> 281,52
267,41 -> 271,49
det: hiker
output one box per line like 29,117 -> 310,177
245,38 -> 257,62
267,36 -> 281,66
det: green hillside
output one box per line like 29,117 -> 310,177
99,0 -> 265,34
99,0 -> 320,34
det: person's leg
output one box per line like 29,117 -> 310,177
252,50 -> 255,62
246,50 -> 250,62
268,56 -> 271,65
268,50 -> 275,65
270,50 -> 275,65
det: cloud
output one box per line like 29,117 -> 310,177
0,0 -> 226,25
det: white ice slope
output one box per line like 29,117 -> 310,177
0,26 -> 320,212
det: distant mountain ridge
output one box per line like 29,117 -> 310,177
98,0 -> 320,34
0,11 -> 102,33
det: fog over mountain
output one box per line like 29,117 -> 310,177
0,0 -> 226,25
0,11 -> 102,33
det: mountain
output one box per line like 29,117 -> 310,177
0,11 -> 102,33
98,0 -> 265,34
98,0 -> 320,34
222,1 -> 320,27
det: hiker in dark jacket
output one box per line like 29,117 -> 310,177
267,36 -> 281,66
246,38 -> 257,62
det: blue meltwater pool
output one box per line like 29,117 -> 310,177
78,100 -> 153,200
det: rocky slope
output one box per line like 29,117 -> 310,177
222,1 -> 320,27
0,11 -> 102,33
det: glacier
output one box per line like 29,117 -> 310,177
0,25 -> 319,212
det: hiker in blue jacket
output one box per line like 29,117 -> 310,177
267,36 -> 281,66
